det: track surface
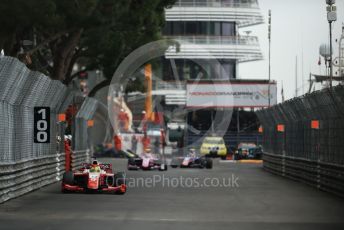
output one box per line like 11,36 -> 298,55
0,158 -> 344,230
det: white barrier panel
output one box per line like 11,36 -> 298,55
186,82 -> 277,108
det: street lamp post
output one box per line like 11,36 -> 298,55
268,10 -> 271,106
326,0 -> 337,89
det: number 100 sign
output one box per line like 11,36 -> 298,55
34,107 -> 50,143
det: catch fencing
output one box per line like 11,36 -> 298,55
71,97 -> 98,170
0,57 -> 96,203
256,85 -> 344,197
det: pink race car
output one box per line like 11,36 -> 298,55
61,160 -> 126,194
127,151 -> 167,171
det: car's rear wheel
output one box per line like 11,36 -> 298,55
205,159 -> 213,169
159,164 -> 168,171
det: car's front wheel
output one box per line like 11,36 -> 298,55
62,171 -> 74,185
114,172 -> 126,194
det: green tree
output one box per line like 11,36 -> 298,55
0,0 -> 175,94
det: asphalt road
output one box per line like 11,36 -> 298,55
0,158 -> 344,230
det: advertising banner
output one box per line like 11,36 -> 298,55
186,82 -> 277,108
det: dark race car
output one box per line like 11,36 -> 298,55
234,143 -> 263,160
127,149 -> 168,171
61,160 -> 126,194
171,150 -> 213,169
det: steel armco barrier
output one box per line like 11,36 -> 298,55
257,85 -> 344,197
0,153 -> 65,203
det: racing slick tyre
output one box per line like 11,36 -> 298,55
205,159 -> 213,169
127,158 -> 138,170
63,171 -> 74,185
62,171 -> 74,193
114,172 -> 126,194
159,164 -> 168,171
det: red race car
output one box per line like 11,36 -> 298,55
61,160 -> 126,194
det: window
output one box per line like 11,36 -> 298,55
220,60 -> 236,79
163,21 -> 236,36
222,22 -> 235,36
172,22 -> 183,35
185,21 -> 197,35
214,22 -> 221,36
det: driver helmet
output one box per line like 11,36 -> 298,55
90,160 -> 101,172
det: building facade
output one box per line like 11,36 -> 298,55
163,0 -> 263,79
160,0 -> 264,106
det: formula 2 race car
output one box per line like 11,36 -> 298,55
61,160 -> 126,194
127,149 -> 168,171
234,143 -> 263,160
171,149 -> 213,169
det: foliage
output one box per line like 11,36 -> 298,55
0,0 -> 176,94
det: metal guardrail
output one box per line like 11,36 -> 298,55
263,153 -> 344,197
0,153 -> 65,203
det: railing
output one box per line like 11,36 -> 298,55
174,0 -> 259,8
264,153 -> 344,198
165,35 -> 259,46
0,154 -> 65,203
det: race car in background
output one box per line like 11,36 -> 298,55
171,149 -> 213,169
200,136 -> 227,159
234,143 -> 263,160
62,160 -> 126,194
127,149 -> 168,171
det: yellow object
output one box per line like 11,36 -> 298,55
200,137 -> 227,157
90,166 -> 101,172
237,160 -> 263,164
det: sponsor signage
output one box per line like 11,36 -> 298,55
186,82 -> 277,108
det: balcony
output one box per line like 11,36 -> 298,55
166,0 -> 264,27
164,35 -> 263,62
173,0 -> 259,8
